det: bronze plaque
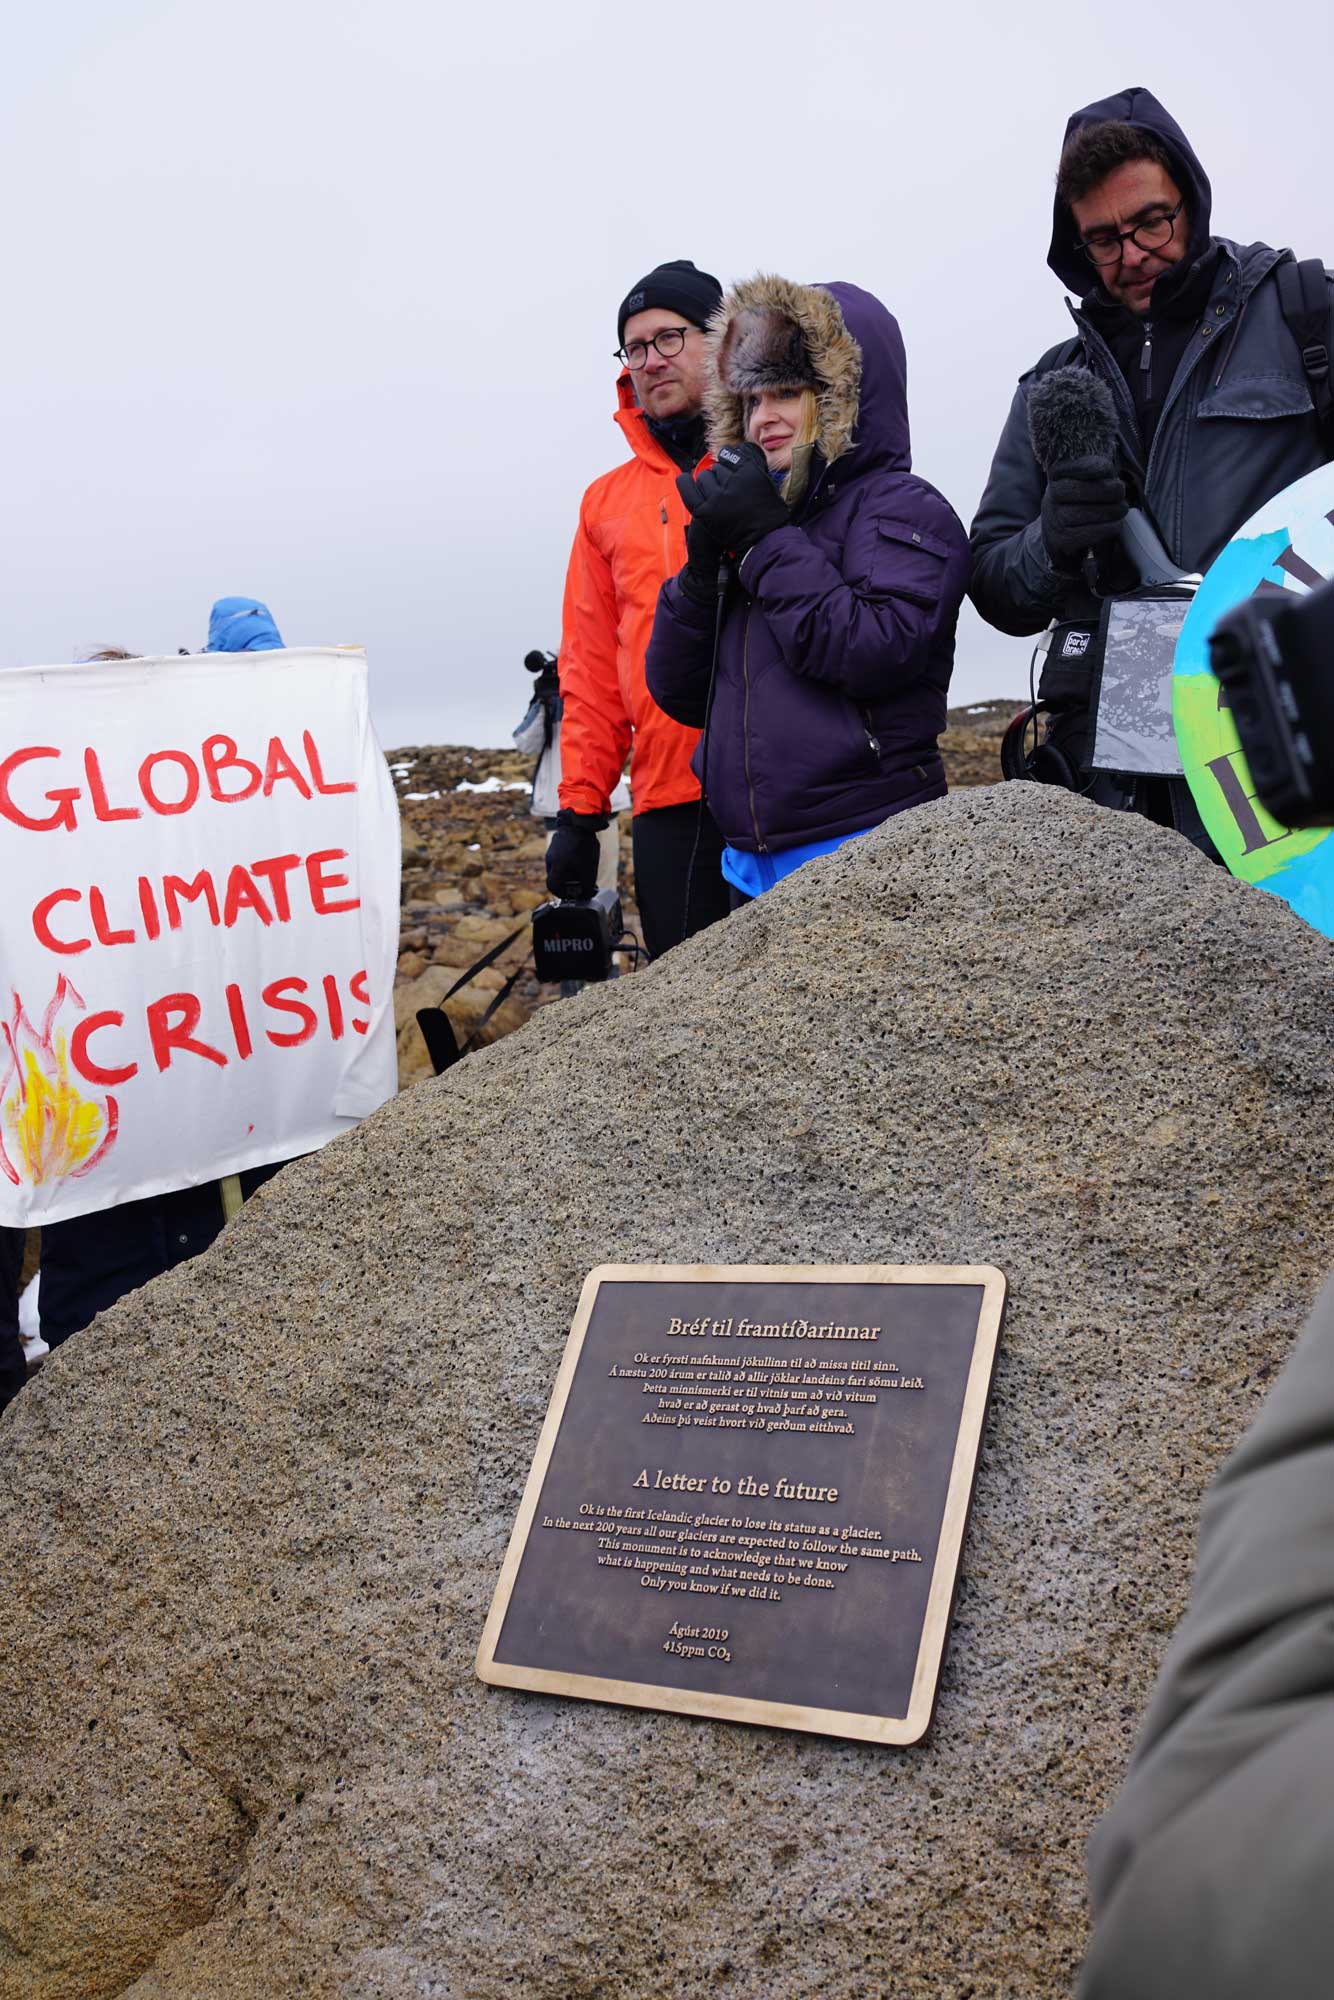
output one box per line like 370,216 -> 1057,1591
477,1263 -> 1005,1744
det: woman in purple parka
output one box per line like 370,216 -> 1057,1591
645,274 -> 969,900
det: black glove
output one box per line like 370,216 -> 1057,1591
679,516 -> 726,606
545,809 -> 605,900
1040,454 -> 1129,571
677,440 -> 790,559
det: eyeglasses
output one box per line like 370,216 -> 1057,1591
1077,200 -> 1184,267
614,324 -> 693,369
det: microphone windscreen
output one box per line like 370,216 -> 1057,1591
1027,365 -> 1118,471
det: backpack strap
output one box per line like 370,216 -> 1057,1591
1276,255 -> 1334,452
414,922 -> 530,1074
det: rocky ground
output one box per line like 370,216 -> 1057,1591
389,699 -> 1016,1084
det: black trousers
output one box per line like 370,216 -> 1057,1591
0,1227 -> 26,1417
39,1161 -> 285,1350
631,800 -> 730,961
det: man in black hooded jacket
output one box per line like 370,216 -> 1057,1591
970,87 -> 1332,851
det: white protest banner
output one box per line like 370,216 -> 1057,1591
0,648 -> 400,1227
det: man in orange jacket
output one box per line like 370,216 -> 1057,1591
546,259 -> 731,960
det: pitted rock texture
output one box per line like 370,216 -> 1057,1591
388,700 -> 1013,1083
4,783 -> 1334,1999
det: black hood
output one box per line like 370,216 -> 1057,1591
1048,86 -> 1213,300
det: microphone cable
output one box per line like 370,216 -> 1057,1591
679,557 -> 732,953
1024,637 -> 1043,774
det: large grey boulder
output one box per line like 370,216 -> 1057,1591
4,783 -> 1334,2000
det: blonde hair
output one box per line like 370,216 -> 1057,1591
792,387 -> 819,451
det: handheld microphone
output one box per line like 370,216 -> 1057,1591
1027,363 -> 1118,467
1027,366 -> 1182,588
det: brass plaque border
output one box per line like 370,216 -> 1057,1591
476,1262 -> 1006,1746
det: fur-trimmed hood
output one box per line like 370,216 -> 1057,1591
705,276 -> 911,479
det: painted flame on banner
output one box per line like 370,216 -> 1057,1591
0,978 -> 119,1188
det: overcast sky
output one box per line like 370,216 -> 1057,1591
4,0 -> 1330,750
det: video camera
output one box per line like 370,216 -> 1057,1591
531,888 -> 623,983
1209,578 -> 1334,827
524,648 -> 560,702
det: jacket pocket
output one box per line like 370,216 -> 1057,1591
827,698 -> 882,785
785,684 -> 882,799
1197,373 -> 1315,421
871,519 -> 951,608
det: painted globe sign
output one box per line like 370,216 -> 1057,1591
1173,462 -> 1334,937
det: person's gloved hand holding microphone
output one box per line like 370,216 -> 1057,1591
676,442 -> 790,578
678,516 -> 727,607
1026,365 -> 1135,590
1039,455 -> 1129,575
545,809 -> 607,900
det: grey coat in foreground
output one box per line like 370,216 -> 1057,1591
1080,1275 -> 1334,1999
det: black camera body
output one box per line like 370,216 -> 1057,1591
524,647 -> 560,703
531,888 -> 622,983
1208,581 -> 1334,828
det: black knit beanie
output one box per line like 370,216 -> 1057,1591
617,259 -> 722,348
